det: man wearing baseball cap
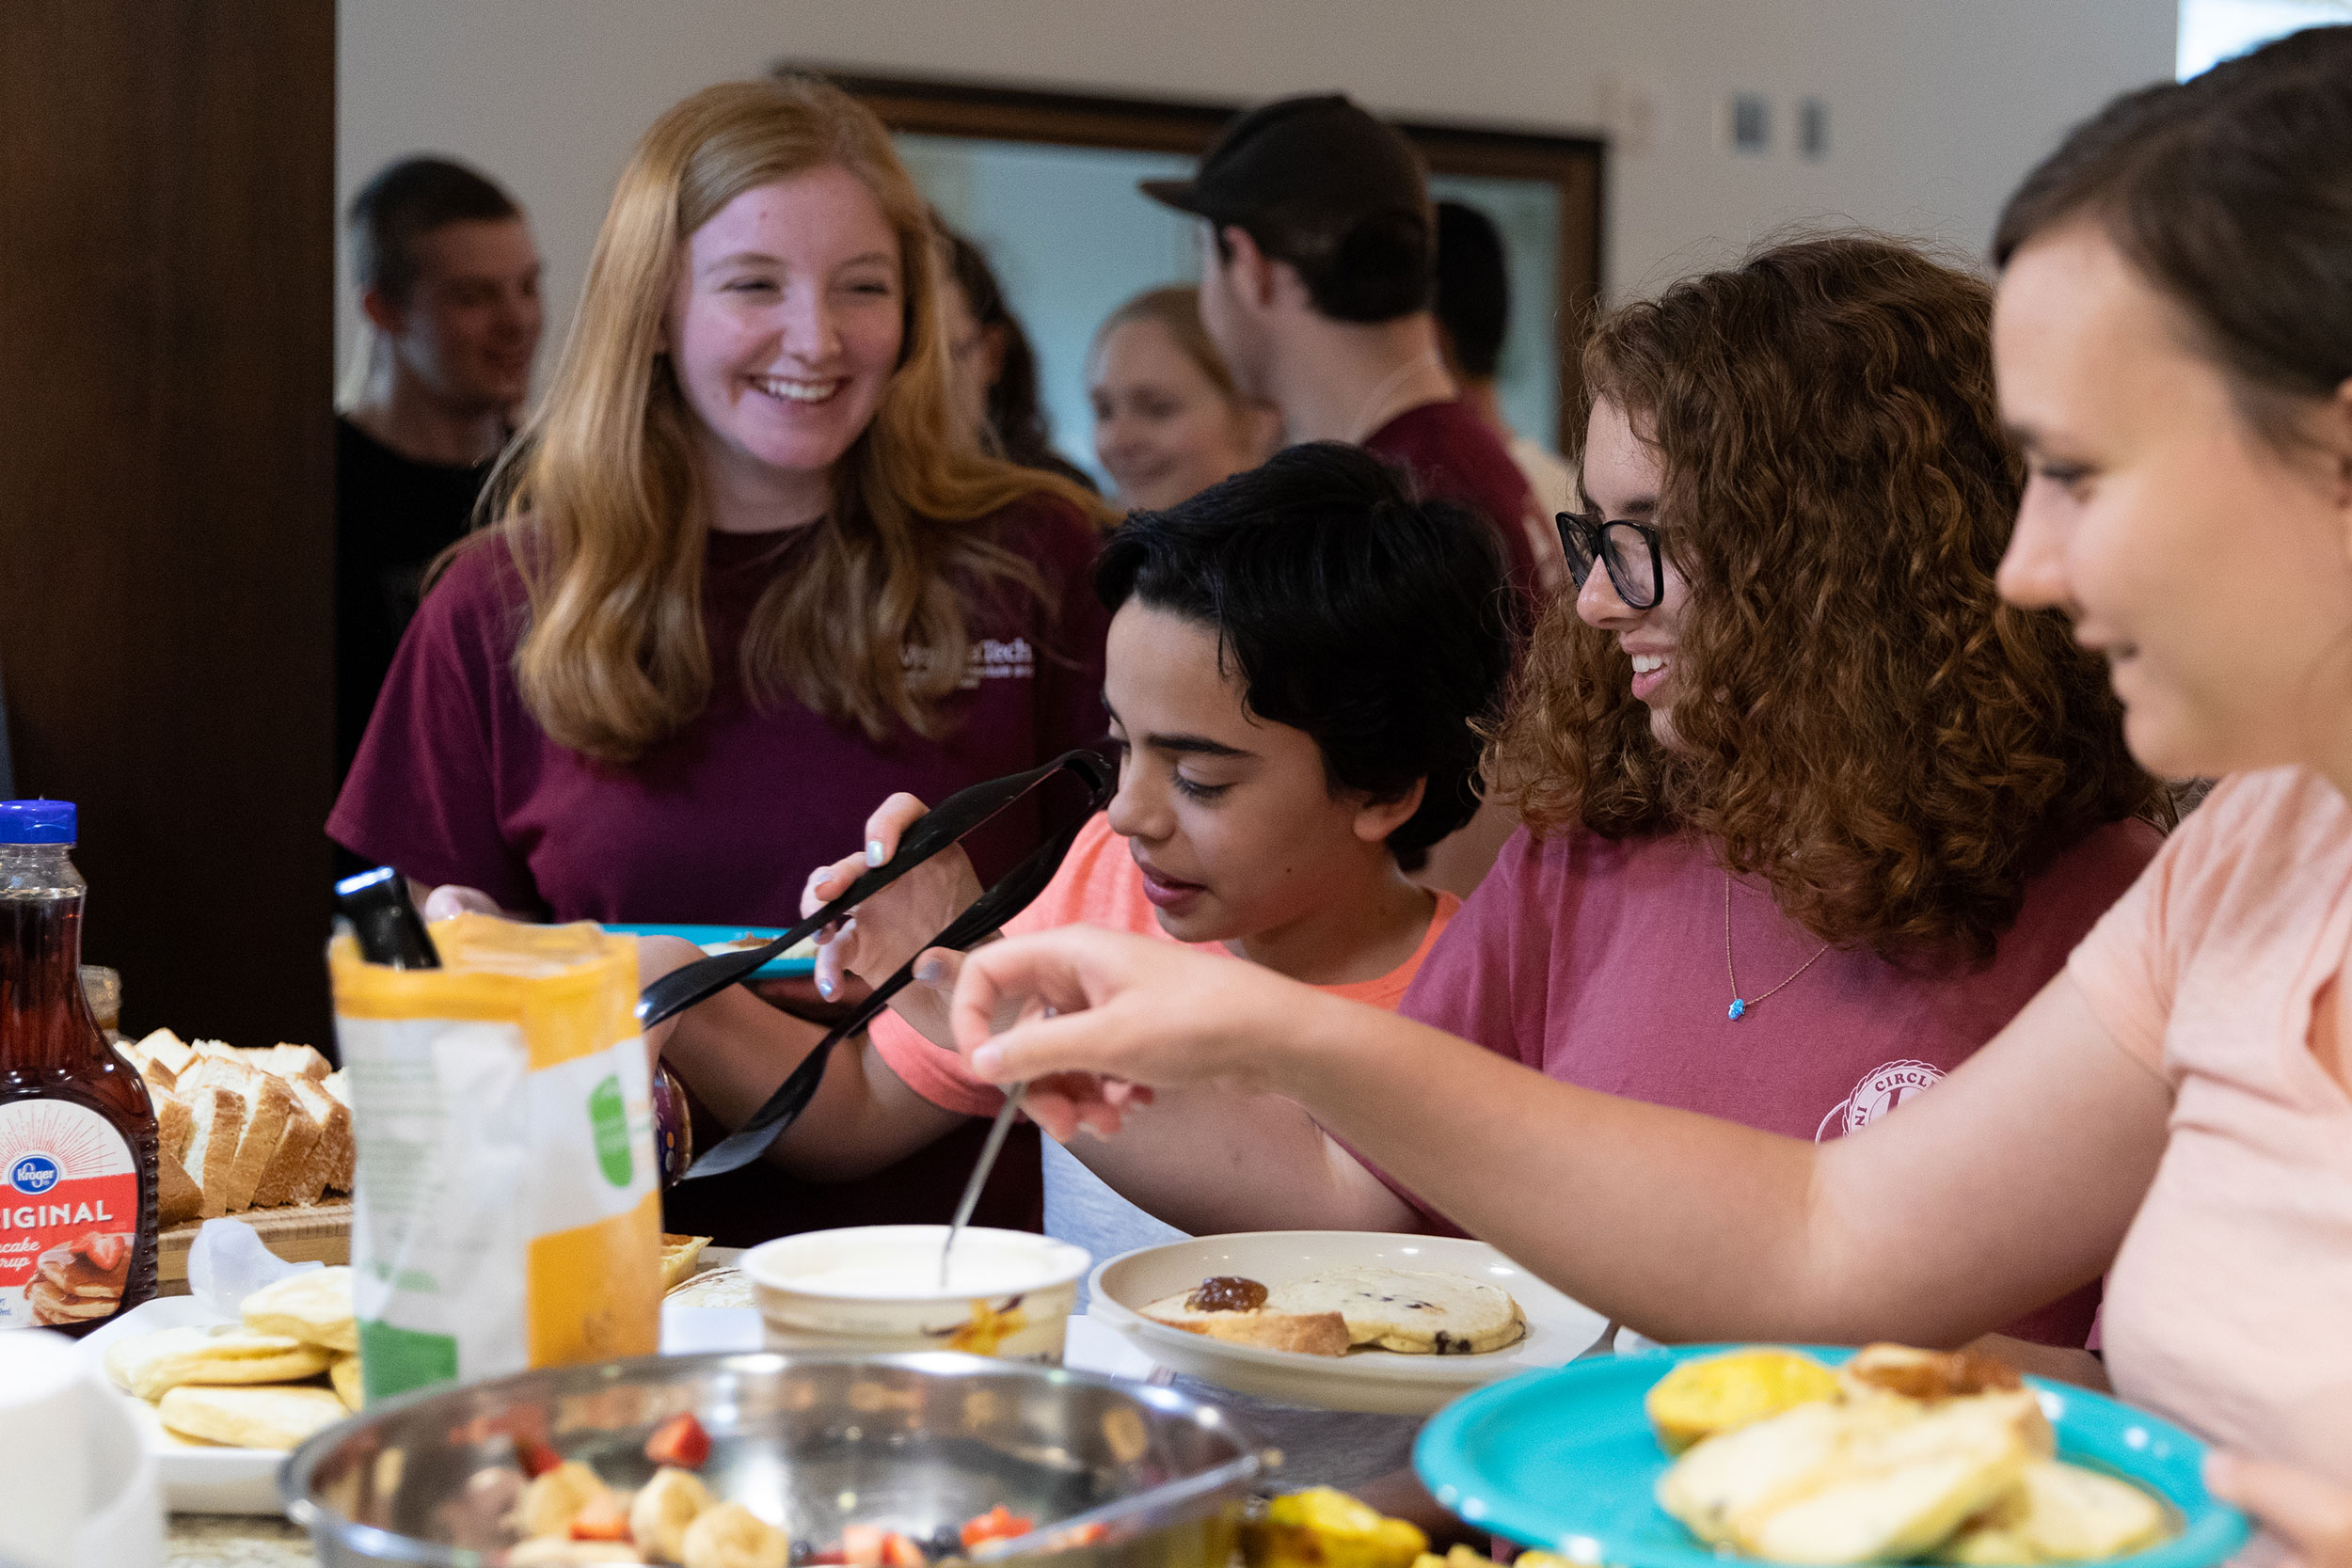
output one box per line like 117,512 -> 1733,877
1141,94 -> 1549,623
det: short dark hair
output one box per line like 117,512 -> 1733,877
348,156 -> 522,307
1221,212 -> 1433,325
1095,442 -> 1512,869
1993,25 -> 2352,446
1434,200 -> 1510,380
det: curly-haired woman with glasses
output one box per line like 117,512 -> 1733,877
905,235 -> 2172,1367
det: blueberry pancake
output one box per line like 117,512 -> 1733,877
1266,1266 -> 1526,1354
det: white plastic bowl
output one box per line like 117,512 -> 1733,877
741,1225 -> 1090,1361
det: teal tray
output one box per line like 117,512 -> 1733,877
603,923 -> 817,980
1414,1344 -> 2248,1568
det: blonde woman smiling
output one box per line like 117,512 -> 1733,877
1088,286 -> 1280,513
331,76 -> 1115,1240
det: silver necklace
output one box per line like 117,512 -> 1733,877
1345,350 -> 1443,443
1724,875 -> 1831,1022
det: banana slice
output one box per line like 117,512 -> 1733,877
680,1502 -> 789,1568
632,1465 -> 715,1563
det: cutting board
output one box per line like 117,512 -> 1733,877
155,1198 -> 352,1295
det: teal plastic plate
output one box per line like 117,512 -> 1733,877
1414,1345 -> 2249,1568
603,923 -> 817,979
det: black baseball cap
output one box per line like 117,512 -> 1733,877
1143,94 -> 1426,245
1143,95 -> 1433,321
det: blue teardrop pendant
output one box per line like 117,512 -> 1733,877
1727,998 -> 1748,1021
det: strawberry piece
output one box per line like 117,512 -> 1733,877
961,1506 -> 1033,1548
72,1231 -> 127,1274
514,1436 -> 564,1479
644,1411 -> 711,1470
882,1530 -> 928,1568
569,1490 -> 631,1542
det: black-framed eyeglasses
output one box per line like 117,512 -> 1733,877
1556,512 -> 1665,610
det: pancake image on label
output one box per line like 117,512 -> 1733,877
1266,1267 -> 1526,1354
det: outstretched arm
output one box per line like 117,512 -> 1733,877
640,934 -> 964,1180
946,927 -> 2171,1346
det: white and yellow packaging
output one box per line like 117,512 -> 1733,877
327,915 -> 660,1403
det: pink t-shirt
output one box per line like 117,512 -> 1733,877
1396,817 -> 2164,1345
2068,768 -> 2352,1479
873,812 -> 1460,1115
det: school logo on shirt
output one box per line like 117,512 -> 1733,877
902,638 -> 1035,689
1816,1058 -> 1946,1141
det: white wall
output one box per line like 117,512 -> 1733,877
339,0 -> 2176,386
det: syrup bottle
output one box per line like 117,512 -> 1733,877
0,800 -> 157,1335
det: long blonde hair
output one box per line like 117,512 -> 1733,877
489,76 -> 1112,761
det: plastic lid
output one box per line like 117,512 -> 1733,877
0,800 -> 74,845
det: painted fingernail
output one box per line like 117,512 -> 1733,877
914,956 -> 947,984
866,840 -> 885,867
817,974 -> 835,999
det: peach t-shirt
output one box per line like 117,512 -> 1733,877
869,811 -> 1460,1117
2068,767 -> 2352,1481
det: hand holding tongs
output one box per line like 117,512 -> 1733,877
640,749 -> 1113,1180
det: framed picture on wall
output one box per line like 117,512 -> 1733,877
789,66 -> 1604,487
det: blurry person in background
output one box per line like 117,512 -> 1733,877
1435,199 -> 1575,535
1143,94 -> 1553,621
1144,95 -> 1549,895
936,221 -> 1099,494
337,156 -> 542,782
1086,285 -> 1280,514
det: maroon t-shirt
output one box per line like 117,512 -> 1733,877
328,494 -> 1110,919
1389,817 -> 2165,1346
328,495 -> 1109,1249
1363,399 -> 1549,623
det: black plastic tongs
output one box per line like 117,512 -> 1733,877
638,748 -> 1113,1180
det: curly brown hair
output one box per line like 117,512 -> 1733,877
1485,235 -> 2169,960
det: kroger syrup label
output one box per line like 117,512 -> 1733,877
0,1101 -> 137,1331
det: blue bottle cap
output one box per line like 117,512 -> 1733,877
0,800 -> 75,845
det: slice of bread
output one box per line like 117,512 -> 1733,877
1267,1267 -> 1527,1354
176,1083 -> 246,1221
157,1145 -> 203,1227
151,1085 -> 193,1164
1140,1289 -> 1352,1356
284,1076 -> 348,1202
156,1384 -> 348,1451
247,1083 -> 322,1209
137,1028 -> 199,1084
250,1042 -> 330,1081
179,1055 -> 294,1212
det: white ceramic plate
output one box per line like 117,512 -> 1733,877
77,1296 -> 293,1514
1087,1231 -> 1607,1416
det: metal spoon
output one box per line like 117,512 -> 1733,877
941,1082 -> 1026,1288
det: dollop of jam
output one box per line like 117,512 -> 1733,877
1184,1275 -> 1268,1313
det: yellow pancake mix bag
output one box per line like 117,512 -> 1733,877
327,913 -> 659,1402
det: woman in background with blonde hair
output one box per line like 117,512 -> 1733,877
330,75 -> 1116,1241
1088,285 -> 1280,513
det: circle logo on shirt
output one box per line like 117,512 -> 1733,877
1816,1059 -> 1946,1141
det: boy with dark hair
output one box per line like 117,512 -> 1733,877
337,156 -> 541,779
1136,96 -> 1551,626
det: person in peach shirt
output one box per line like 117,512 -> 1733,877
928,28 -> 2352,1566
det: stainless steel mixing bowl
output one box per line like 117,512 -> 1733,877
283,1351 -> 1268,1567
